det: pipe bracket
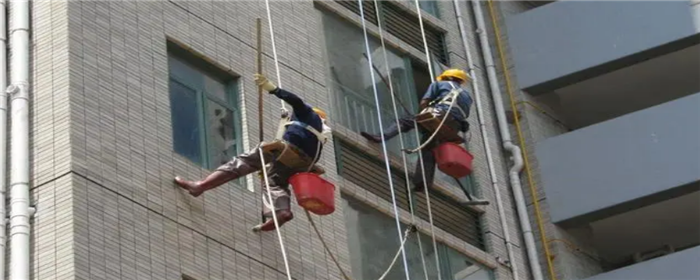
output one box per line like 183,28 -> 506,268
6,82 -> 27,96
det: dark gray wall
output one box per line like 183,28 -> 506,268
536,93 -> 700,224
582,246 -> 700,280
506,1 -> 697,92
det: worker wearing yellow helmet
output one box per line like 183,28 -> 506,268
175,73 -> 329,232
360,68 -> 473,193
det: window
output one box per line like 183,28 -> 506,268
417,0 -> 440,18
342,195 -> 493,280
167,43 -> 243,170
322,12 -> 421,161
331,0 -> 448,64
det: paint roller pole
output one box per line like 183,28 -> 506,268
255,18 -> 267,224
256,18 -> 264,142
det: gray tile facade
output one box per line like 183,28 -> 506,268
28,0 -> 535,279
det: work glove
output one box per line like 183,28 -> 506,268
254,73 -> 278,92
280,108 -> 290,119
322,122 -> 333,143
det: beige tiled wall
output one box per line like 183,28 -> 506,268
29,0 -> 532,279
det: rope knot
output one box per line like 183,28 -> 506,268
406,224 -> 418,234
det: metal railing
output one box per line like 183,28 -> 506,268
331,81 -> 418,161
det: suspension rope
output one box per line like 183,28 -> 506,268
371,0 -> 429,278
260,1 -> 423,278
258,2 -> 291,279
411,0 -> 443,278
263,0 -> 286,110
403,94 -> 459,154
358,0 -> 412,278
257,149 -> 293,280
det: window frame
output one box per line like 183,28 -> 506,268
167,53 -> 244,171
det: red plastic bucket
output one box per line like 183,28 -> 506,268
433,142 -> 473,178
289,172 -> 336,215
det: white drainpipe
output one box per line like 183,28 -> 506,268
0,0 -> 8,278
8,0 -> 33,279
470,1 -> 545,280
452,1 -> 519,279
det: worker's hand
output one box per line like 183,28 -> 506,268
280,108 -> 290,119
254,73 -> 277,92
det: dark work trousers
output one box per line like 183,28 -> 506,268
412,133 -> 437,192
380,115 -> 462,192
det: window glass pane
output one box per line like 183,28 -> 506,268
419,0 -> 439,18
445,247 -> 492,280
342,195 -> 493,280
404,229 -> 441,279
322,13 -> 418,159
204,75 -> 228,103
206,99 -> 237,168
169,79 -> 203,165
169,56 -> 203,88
169,55 -> 228,103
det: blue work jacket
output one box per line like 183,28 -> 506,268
421,81 -> 473,131
270,88 -> 324,160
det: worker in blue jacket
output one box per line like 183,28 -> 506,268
360,69 -> 472,192
175,73 -> 330,232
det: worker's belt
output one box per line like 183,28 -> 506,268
260,140 -> 325,174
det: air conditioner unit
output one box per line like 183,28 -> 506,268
632,244 -> 675,263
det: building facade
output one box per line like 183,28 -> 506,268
500,1 -> 700,280
22,1 -> 700,280
28,1 -> 528,280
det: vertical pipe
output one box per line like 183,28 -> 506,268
8,0 -> 32,279
470,1 -> 545,280
452,1 -> 519,279
0,0 -> 7,278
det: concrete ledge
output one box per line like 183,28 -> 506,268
536,93 -> 700,226
582,245 -> 700,280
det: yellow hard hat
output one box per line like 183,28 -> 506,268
437,69 -> 470,83
313,107 -> 327,119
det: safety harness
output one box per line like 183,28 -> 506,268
262,114 -> 327,173
284,120 -> 328,144
405,81 -> 468,153
426,81 -> 468,122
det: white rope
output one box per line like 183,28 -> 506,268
412,0 -> 443,278
261,3 -> 292,277
413,126 -> 443,280
263,0 -> 286,110
257,148 -> 293,280
357,0 -> 411,279
404,93 -> 459,154
378,226 -> 416,280
371,0 -> 429,278
413,0 -> 436,80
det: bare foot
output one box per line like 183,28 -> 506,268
252,210 -> 294,232
174,177 -> 204,197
